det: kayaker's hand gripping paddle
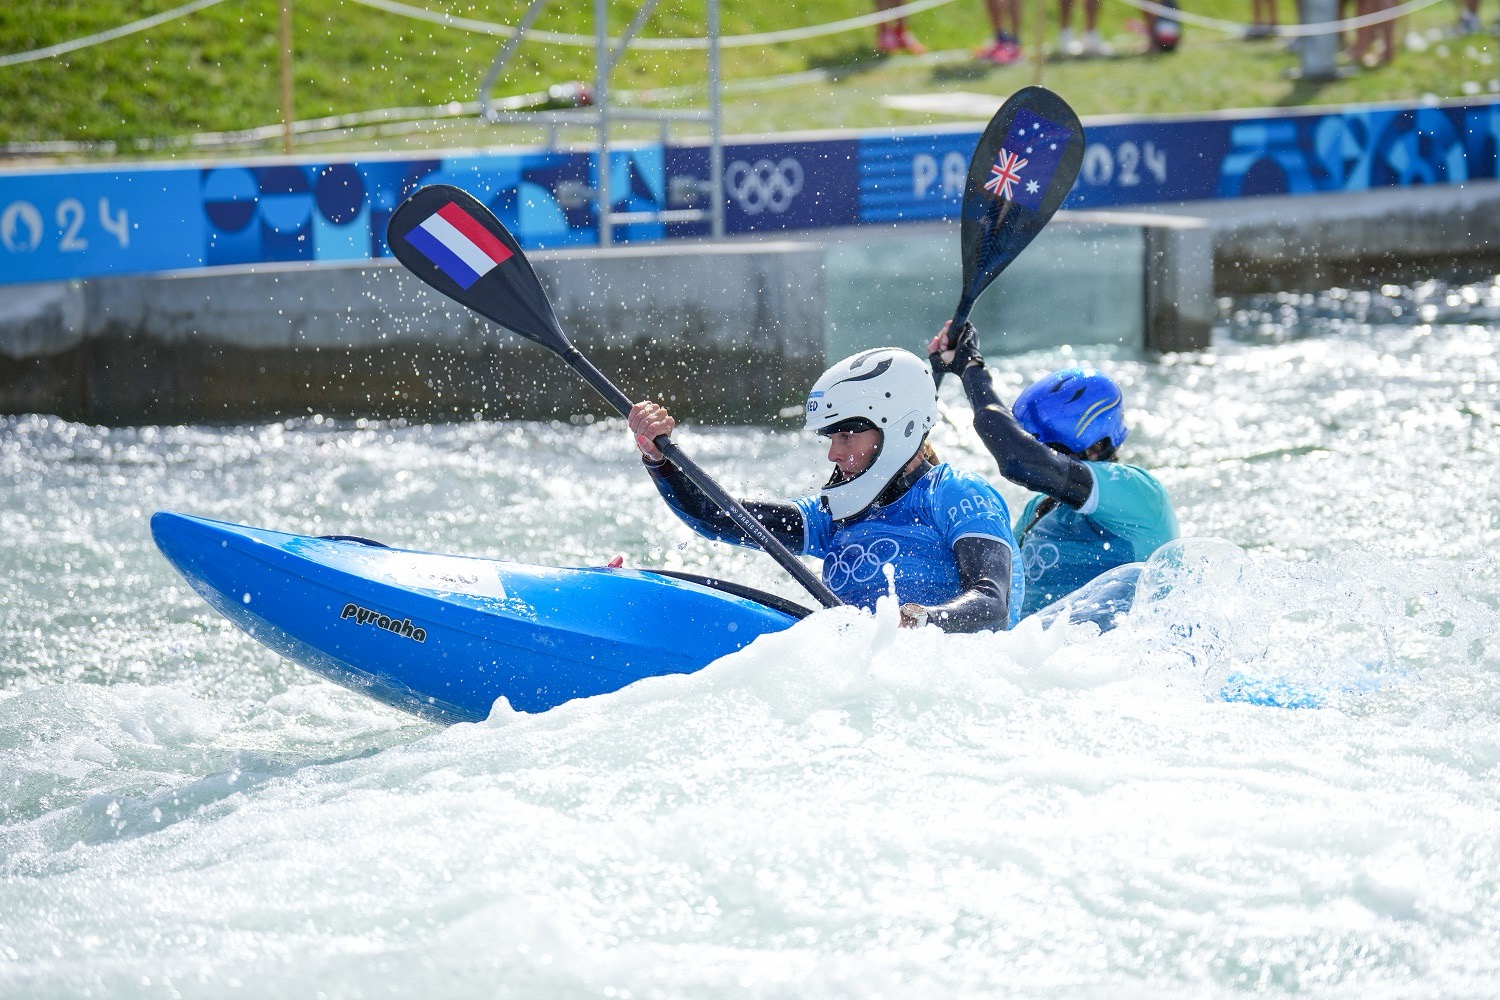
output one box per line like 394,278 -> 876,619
932,87 -> 1085,385
386,186 -> 842,610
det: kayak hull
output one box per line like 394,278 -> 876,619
151,512 -> 801,723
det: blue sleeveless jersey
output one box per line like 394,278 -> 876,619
1016,461 -> 1178,616
797,463 -> 1023,626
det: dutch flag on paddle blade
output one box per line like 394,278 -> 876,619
404,201 -> 513,290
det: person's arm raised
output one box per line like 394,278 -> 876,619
930,322 -> 1092,510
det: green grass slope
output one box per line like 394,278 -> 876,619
0,0 -> 1495,152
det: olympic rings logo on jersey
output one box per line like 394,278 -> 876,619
724,158 -> 804,216
823,538 -> 901,592
1021,541 -> 1060,582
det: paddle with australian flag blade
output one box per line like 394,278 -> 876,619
933,87 -> 1085,385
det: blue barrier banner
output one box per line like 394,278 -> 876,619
665,139 -> 859,238
0,167 -> 202,282
3,96 -> 1499,286
857,131 -> 976,223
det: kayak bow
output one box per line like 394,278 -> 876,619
151,511 -> 804,723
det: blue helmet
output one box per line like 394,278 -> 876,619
1013,367 -> 1129,455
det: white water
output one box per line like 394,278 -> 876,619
2,279 -> 1499,998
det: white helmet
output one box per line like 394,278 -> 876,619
804,348 -> 939,521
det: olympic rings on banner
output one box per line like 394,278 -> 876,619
725,158 -> 804,216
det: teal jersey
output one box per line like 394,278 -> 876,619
1015,462 -> 1178,616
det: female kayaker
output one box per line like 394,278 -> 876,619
629,348 -> 1023,631
927,322 -> 1179,617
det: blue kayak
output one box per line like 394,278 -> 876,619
151,511 -> 806,723
153,513 -> 1364,720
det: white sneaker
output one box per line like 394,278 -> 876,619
1080,29 -> 1113,55
1057,27 -> 1082,56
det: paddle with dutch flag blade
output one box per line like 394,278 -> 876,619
932,86 -> 1085,385
386,184 -> 842,610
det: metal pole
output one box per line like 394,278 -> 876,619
1298,0 -> 1339,80
278,0 -> 295,154
603,0 -> 663,77
477,0 -> 553,118
709,0 -> 724,239
595,0 -> 612,247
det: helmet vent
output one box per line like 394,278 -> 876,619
837,358 -> 894,385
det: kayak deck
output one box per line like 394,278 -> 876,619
152,511 -> 802,723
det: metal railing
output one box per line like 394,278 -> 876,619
477,0 -> 725,246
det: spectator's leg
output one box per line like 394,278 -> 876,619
1350,0 -> 1373,62
1248,0 -> 1272,38
1058,0 -> 1080,53
1344,0 -> 1368,56
977,0 -> 1003,57
1375,0 -> 1396,62
1081,0 -> 1111,53
1459,0 -> 1480,32
896,18 -> 927,53
977,0 -> 1024,61
875,0 -> 899,53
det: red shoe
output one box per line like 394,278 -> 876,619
896,26 -> 927,54
990,39 -> 1022,62
975,37 -> 1022,63
877,24 -> 901,54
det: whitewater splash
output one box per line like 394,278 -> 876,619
3,277 -> 1500,996
5,536 -> 1493,997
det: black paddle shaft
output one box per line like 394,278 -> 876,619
934,87 -> 1085,386
558,347 -> 841,609
385,184 -> 841,610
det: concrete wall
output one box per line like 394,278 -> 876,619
1,242 -> 826,424
822,216 -> 1154,359
1173,180 -> 1500,294
7,180 -> 1498,423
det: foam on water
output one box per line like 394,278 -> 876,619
2,279 -> 1499,997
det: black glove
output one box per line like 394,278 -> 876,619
930,322 -> 985,378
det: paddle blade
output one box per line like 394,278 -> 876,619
959,87 -> 1085,309
386,184 -> 570,355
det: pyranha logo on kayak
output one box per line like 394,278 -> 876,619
340,602 -> 427,643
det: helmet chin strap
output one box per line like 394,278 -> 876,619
871,454 -> 932,507
1047,438 -> 1117,462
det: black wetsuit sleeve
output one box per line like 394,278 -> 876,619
646,459 -> 806,552
923,535 -> 1012,633
960,364 -> 1093,510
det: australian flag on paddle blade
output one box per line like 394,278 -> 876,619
986,108 -> 1074,211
